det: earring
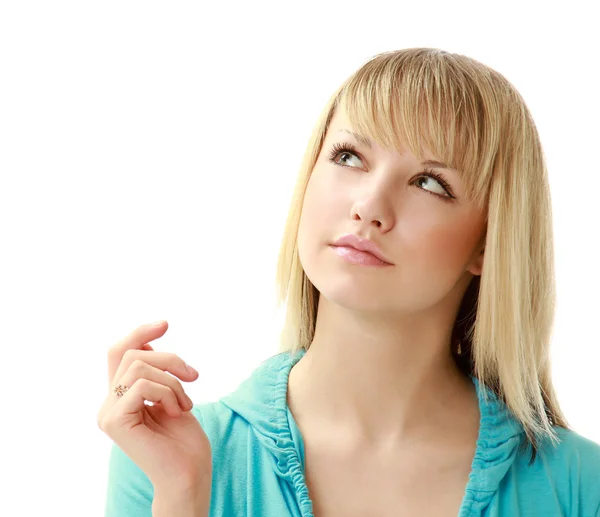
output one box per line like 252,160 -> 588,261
457,340 -> 463,355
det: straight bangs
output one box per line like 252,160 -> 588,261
336,49 -> 505,211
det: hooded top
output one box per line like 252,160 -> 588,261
105,348 -> 600,516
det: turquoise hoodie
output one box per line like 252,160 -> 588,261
105,349 -> 600,516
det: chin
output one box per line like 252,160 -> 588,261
316,279 -> 399,314
321,291 -> 391,314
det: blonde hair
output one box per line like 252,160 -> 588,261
275,47 -> 569,463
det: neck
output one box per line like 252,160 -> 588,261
286,297 -> 479,449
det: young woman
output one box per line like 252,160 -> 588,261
98,48 -> 600,517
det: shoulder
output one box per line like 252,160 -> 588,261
191,400 -> 232,429
191,400 -> 240,441
189,400 -> 270,516
557,426 -> 600,451
557,428 -> 600,513
548,426 -> 600,470
190,400 -> 254,459
531,427 -> 600,515
553,427 -> 600,482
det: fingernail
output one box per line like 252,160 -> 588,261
152,320 -> 164,327
186,395 -> 194,408
186,364 -> 198,375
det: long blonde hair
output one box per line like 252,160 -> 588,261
275,47 -> 569,463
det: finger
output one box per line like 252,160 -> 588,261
107,321 -> 168,386
102,379 -> 183,436
117,361 -> 194,412
126,380 -> 181,417
111,350 -> 198,390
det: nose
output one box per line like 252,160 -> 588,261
351,190 -> 394,231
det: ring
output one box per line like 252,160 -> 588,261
113,384 -> 129,397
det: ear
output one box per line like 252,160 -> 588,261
467,246 -> 485,276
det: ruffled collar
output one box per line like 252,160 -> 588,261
221,348 -> 526,517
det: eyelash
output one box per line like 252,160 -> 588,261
327,142 -> 455,201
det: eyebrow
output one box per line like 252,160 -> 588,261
338,129 -> 453,170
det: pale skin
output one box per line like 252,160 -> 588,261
288,108 -> 487,516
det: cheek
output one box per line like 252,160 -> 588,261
405,213 -> 482,272
299,173 -> 339,239
297,179 -> 324,260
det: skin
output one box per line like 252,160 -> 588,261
288,107 -> 487,455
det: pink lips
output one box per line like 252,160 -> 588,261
330,234 -> 392,266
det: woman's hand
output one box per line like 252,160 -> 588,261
97,321 -> 212,496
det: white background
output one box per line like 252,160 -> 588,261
1,1 -> 598,515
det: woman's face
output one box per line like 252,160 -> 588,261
297,108 -> 487,314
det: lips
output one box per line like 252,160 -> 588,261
331,234 -> 392,265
